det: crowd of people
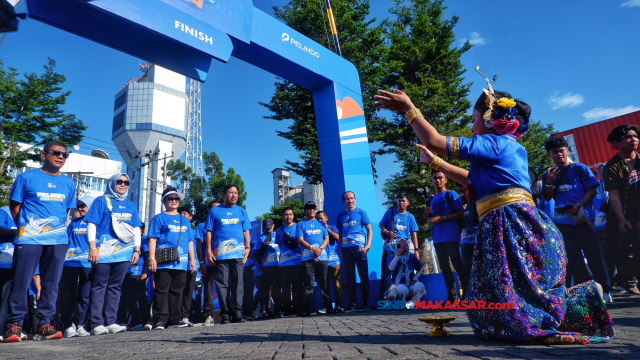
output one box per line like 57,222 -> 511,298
0,86 -> 637,345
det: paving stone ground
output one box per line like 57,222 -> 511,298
1,295 -> 639,359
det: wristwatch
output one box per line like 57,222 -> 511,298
134,250 -> 141,254
443,215 -> 448,221
149,257 -> 155,260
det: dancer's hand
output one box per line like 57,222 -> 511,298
375,89 -> 415,113
416,144 -> 435,164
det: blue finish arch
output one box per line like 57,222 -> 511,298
26,0 -> 383,304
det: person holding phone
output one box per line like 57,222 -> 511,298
542,138 -> 611,301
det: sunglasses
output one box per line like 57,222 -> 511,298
45,150 -> 69,159
116,179 -> 130,186
166,197 -> 181,202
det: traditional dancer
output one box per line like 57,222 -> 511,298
375,72 -> 614,344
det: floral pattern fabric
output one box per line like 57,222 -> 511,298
466,202 -> 614,344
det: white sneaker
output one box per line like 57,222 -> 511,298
63,326 -> 78,338
107,324 -> 126,334
603,293 -> 613,303
91,325 -> 108,335
203,316 -> 214,327
317,308 -> 326,314
143,324 -> 153,330
77,325 -> 90,337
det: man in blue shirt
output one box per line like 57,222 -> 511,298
316,211 -> 343,313
252,218 -> 280,318
4,141 -> 76,343
378,193 -> 419,301
195,200 -> 219,326
296,201 -> 330,316
427,171 -> 466,302
275,207 -> 302,317
336,192 -> 372,312
205,185 -> 251,324
543,138 -> 610,295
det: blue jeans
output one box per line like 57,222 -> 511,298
8,244 -> 67,326
342,246 -> 369,307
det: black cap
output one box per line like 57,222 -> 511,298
177,206 -> 192,216
263,218 -> 274,230
304,201 -> 317,209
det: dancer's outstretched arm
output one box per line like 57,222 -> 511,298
416,144 -> 469,186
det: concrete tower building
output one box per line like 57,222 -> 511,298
112,64 -> 188,225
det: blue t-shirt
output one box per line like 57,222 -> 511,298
460,209 -> 478,245
194,223 -> 211,267
84,196 -> 142,263
10,169 -> 76,245
64,217 -> 92,268
379,209 -> 419,251
128,236 -> 148,276
0,209 -> 17,270
430,190 -> 461,243
295,219 -> 328,261
388,253 -> 423,284
148,213 -> 193,271
336,208 -> 370,248
244,233 -> 257,268
275,224 -> 301,267
204,205 -> 251,261
326,225 -> 341,266
449,134 -> 532,201
593,182 -> 608,230
255,232 -> 279,267
542,163 -> 599,226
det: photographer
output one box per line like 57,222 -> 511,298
386,239 -> 424,305
603,125 -> 640,295
542,138 -> 611,300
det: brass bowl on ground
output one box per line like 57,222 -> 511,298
418,316 -> 457,337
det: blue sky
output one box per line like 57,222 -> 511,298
1,1 -> 639,219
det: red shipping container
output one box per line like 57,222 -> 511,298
553,110 -> 640,173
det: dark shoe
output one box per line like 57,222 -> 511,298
299,312 -> 310,317
34,322 -> 62,340
345,303 -> 358,313
231,316 -> 246,323
3,322 -> 22,343
325,308 -> 337,314
220,317 -> 231,325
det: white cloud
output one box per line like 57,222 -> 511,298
460,32 -> 488,46
621,0 -> 640,7
582,106 -> 640,122
546,92 -> 584,110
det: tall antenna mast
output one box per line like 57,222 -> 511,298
186,78 -> 204,190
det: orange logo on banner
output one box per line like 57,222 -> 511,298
187,0 -> 203,9
335,97 -> 364,120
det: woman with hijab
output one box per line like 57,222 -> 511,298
60,196 -> 95,338
147,187 -> 196,330
386,239 -> 425,306
375,83 -> 614,344
84,174 -> 142,335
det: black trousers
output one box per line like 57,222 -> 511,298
202,265 -> 216,318
213,258 -> 244,319
342,247 -> 369,307
59,266 -> 91,329
302,260 -> 331,312
278,265 -> 303,314
242,265 -> 254,316
613,221 -> 640,286
434,241 -> 467,301
180,270 -> 197,320
596,229 -> 618,287
460,243 -> 475,293
152,269 -> 186,326
556,223 -> 611,292
117,273 -> 151,326
0,268 -> 14,331
253,266 -> 280,312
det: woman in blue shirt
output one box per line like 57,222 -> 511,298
147,187 -> 196,330
376,82 -> 614,344
85,174 -> 142,336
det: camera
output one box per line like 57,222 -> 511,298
555,205 -> 571,214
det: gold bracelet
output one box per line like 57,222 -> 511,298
405,108 -> 423,125
429,156 -> 443,171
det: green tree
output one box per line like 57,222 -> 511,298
372,0 -> 473,240
0,58 -> 86,205
522,119 -> 555,177
256,198 -> 305,229
165,151 -> 247,225
261,0 -> 389,183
